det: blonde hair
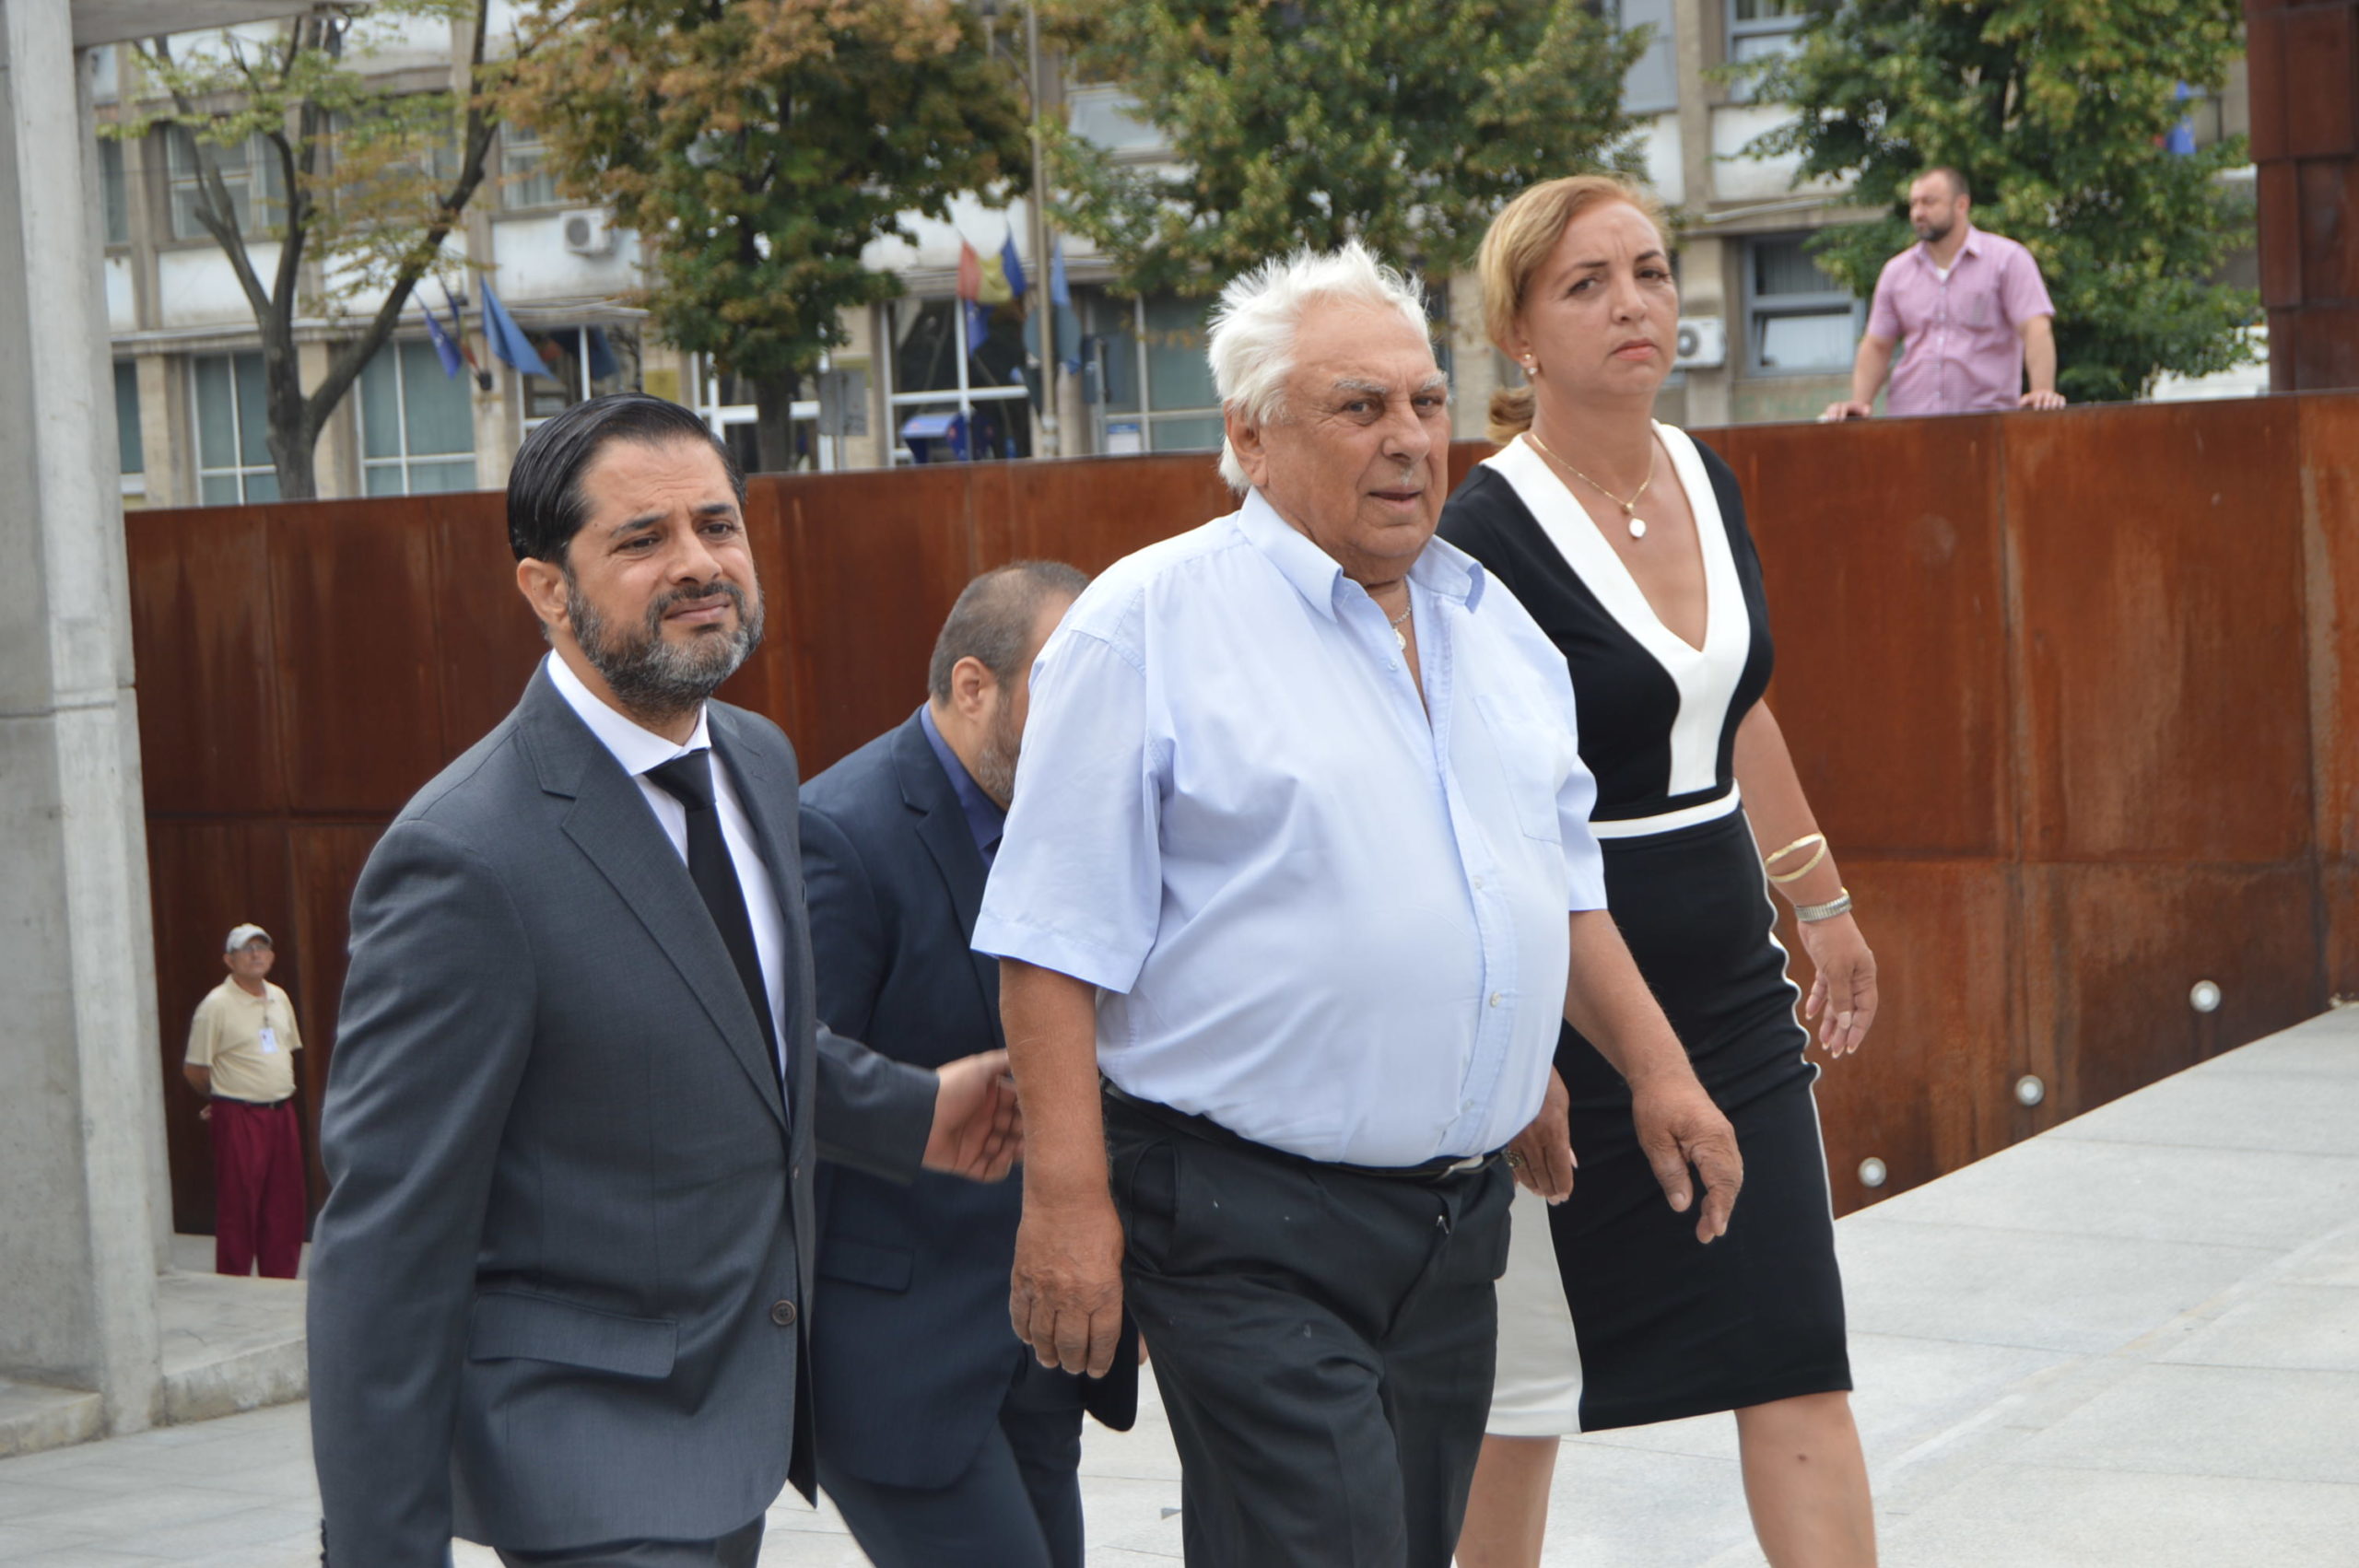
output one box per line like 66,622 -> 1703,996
1208,240 -> 1430,493
1477,175 -> 1672,442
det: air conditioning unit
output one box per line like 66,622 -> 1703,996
1673,316 -> 1727,369
560,209 -> 614,257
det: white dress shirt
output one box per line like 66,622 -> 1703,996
546,652 -> 790,1087
973,491 -> 1607,1166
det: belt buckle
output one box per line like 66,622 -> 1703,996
1442,1153 -> 1486,1176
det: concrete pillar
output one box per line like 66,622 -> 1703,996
0,0 -> 168,1433
1447,269 -> 1502,443
2248,0 -> 2359,389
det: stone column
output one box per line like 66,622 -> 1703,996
2249,0 -> 2359,390
1447,269 -> 1501,444
0,0 -> 168,1434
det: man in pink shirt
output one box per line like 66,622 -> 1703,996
1822,168 -> 2066,420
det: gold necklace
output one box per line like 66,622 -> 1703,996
1526,429 -> 1656,539
1387,599 -> 1413,652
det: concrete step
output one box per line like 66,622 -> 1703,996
158,1267 -> 308,1425
0,1378 -> 102,1460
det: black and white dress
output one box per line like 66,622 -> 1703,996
1439,424 -> 1852,1432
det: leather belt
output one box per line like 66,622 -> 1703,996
1102,1081 -> 1498,1185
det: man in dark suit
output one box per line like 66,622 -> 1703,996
801,561 -> 1133,1568
306,393 -> 1021,1568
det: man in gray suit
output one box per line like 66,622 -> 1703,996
307,393 -> 1020,1568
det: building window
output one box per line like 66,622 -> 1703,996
1744,235 -> 1859,376
114,360 -> 145,497
690,358 -> 827,474
100,138 -> 131,246
884,297 -> 1034,462
500,122 -> 560,211
1614,0 -> 1679,116
1727,0 -> 1808,65
1067,84 -> 1164,157
167,126 -> 284,241
1081,292 -> 1222,455
191,352 -> 278,504
519,324 -> 641,425
358,340 -> 477,495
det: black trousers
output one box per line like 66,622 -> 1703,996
820,1353 -> 1086,1568
1104,1094 -> 1512,1568
492,1515 -> 762,1567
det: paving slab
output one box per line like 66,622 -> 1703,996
1,1006 -> 2353,1564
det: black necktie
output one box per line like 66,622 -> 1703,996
643,750 -> 781,1084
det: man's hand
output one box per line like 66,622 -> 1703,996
1009,1191 -> 1126,1377
1819,399 -> 1874,423
1506,1068 -> 1576,1202
1630,1074 -> 1742,1244
923,1049 -> 1022,1181
2018,389 -> 2067,411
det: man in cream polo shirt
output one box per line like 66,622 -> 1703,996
184,923 -> 308,1278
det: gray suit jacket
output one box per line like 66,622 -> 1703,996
307,667 -> 938,1565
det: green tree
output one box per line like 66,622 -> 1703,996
504,0 -> 1032,471
110,3 -> 505,499
1043,0 -> 1649,297
1743,0 -> 2256,404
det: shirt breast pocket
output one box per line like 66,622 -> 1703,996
1966,292 -> 1990,329
1475,695 -> 1574,846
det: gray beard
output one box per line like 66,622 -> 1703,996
1915,217 -> 1954,244
970,702 -> 1021,808
567,574 -> 764,728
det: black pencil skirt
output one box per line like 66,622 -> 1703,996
1550,807 -> 1853,1432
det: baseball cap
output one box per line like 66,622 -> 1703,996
224,923 -> 273,952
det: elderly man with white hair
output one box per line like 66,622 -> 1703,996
972,243 -> 1743,1567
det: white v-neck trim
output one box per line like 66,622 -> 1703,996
1485,425 -> 1749,797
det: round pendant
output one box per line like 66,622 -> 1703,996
1395,627 -> 1408,653
1628,516 -> 1648,540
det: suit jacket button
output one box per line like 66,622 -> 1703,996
770,1299 -> 798,1328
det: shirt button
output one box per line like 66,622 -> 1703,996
1471,876 -> 1485,891
1488,992 -> 1504,1008
769,1299 -> 798,1328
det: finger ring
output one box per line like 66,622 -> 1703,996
1505,1149 -> 1526,1169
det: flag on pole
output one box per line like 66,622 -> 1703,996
957,240 -> 983,303
481,281 -> 556,380
1001,232 -> 1027,302
420,298 -> 464,379
439,282 -> 490,389
1049,239 -> 1071,308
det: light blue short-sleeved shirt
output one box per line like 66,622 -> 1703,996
972,490 -> 1608,1166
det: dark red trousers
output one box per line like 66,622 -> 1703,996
211,1097 -> 307,1278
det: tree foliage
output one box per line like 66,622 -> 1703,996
108,2 -> 504,499
504,0 -> 1031,470
1042,0 -> 1648,297
1744,0 -> 2256,404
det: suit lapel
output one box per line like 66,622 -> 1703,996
525,678 -> 789,1131
894,718 -> 1002,1039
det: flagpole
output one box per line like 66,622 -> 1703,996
1025,0 -> 1060,459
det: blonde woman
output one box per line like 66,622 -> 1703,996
1441,176 -> 1880,1568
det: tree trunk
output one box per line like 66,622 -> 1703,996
752,371 -> 804,474
261,322 -> 318,500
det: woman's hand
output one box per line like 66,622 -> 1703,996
1797,912 -> 1877,1058
1506,1068 -> 1577,1202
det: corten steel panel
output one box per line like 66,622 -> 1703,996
1708,417 -> 2012,858
268,499 -> 448,815
1447,439 -> 1494,493
2302,396 -> 2359,863
771,465 -> 980,773
147,820 -> 294,1235
428,490 -> 546,756
2324,863 -> 2359,999
2247,8 -> 2287,164
2299,158 -> 2359,302
1789,858 -> 2016,1217
2284,4 -> 2359,159
288,824 -> 387,1215
2008,400 -> 2313,863
2259,162 -> 2302,310
2293,303 -> 2359,388
975,452 -> 1235,574
125,509 -> 285,816
2019,861 -> 2322,1119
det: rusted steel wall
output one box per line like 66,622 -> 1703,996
2249,0 -> 2359,390
131,393 -> 2352,1232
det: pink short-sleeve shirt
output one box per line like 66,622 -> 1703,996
1866,227 -> 2055,415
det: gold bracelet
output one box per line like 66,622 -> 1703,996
1766,839 -> 1829,885
1762,832 -> 1825,872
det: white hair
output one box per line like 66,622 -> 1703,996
1206,240 -> 1431,493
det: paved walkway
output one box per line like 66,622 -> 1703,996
3,1007 -> 2353,1565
